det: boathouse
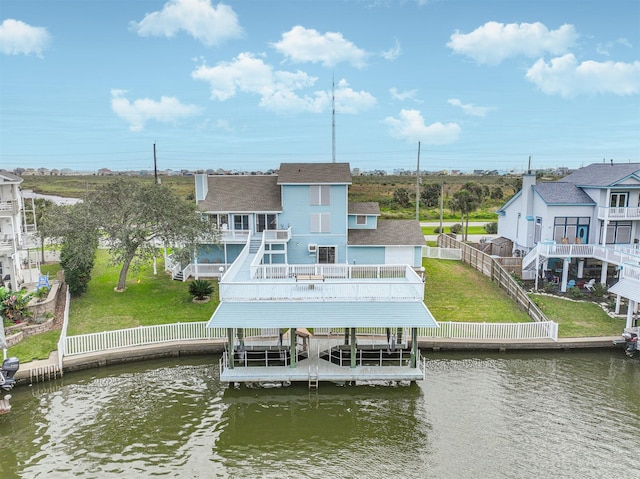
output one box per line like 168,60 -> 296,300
193,163 -> 438,386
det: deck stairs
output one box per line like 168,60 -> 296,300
249,238 -> 262,254
172,270 -> 184,281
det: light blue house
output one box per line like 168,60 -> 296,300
190,162 -> 437,386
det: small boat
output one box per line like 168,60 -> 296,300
0,394 -> 11,415
0,357 -> 20,391
614,327 -> 639,358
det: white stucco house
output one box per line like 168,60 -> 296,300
497,162 -> 640,328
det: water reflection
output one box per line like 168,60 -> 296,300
0,352 -> 638,478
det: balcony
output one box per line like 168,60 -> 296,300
0,200 -> 19,216
221,262 -> 425,302
598,206 -> 640,221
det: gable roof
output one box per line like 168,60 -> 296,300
348,202 -> 380,215
560,163 -> 640,187
0,170 -> 23,184
198,175 -> 281,212
277,163 -> 352,184
533,182 -> 595,205
348,219 -> 425,246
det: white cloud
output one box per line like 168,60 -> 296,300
271,26 -> 368,68
448,21 -> 578,65
110,89 -> 201,131
447,98 -> 493,117
0,19 -> 50,56
384,109 -> 461,144
381,39 -> 402,60
130,0 -> 242,47
525,54 -> 640,97
390,87 -> 418,101
192,54 -> 375,114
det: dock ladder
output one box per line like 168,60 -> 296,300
308,364 -> 319,390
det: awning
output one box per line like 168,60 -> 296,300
608,279 -> 640,303
207,301 -> 438,329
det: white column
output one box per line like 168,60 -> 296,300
577,260 -> 584,278
600,262 -> 608,285
626,300 -> 636,329
560,258 -> 570,292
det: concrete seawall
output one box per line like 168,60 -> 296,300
12,336 -> 624,386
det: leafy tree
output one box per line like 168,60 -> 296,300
484,222 -> 498,234
47,203 -> 99,296
87,179 -> 220,291
490,187 -> 504,201
420,183 -> 441,207
32,198 -> 55,263
393,188 -> 411,208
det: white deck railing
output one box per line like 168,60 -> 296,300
63,322 -> 227,356
59,321 -> 558,359
418,321 -> 558,341
598,206 -> 640,220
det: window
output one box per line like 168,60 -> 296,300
310,185 -> 330,206
534,217 -> 542,243
310,213 -> 330,233
356,215 -> 366,225
256,214 -> 277,232
233,214 -> 249,231
610,192 -> 628,207
601,221 -> 632,244
318,246 -> 336,264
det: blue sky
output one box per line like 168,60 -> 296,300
1,0 -> 639,173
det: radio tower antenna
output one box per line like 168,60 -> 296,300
332,75 -> 336,163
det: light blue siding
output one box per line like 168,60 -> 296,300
348,214 -> 377,229
347,246 -> 385,264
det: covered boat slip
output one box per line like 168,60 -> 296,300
208,300 -> 438,385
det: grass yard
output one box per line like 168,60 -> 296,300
421,225 -> 489,236
68,250 -> 218,335
530,294 -> 623,337
423,259 -> 531,323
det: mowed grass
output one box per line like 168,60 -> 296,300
423,259 -> 531,323
530,294 -> 623,337
68,249 -> 218,335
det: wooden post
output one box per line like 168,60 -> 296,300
350,328 -> 357,368
290,328 -> 297,368
227,328 -> 234,369
410,328 -> 418,368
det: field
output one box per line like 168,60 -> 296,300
20,172 -> 539,221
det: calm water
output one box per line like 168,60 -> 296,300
1,351 -> 638,479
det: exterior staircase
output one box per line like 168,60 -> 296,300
249,238 -> 262,254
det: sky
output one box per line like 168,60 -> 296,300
1,0 -> 639,174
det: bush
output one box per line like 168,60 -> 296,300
35,286 -> 50,301
188,279 -> 214,300
567,286 -> 584,299
450,223 -> 462,234
544,282 -> 558,294
484,222 -> 498,234
592,282 -> 608,299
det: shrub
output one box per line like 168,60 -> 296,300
483,222 -> 498,234
188,279 -> 214,300
450,223 -> 462,234
544,282 -> 558,294
0,287 -> 33,323
592,282 -> 608,299
35,286 -> 50,302
567,286 -> 583,299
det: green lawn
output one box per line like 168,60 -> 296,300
423,259 -> 531,323
530,294 -> 623,337
422,225 -> 489,235
67,250 -> 217,335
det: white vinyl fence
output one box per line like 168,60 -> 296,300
423,246 -> 462,260
63,322 -> 226,356
418,321 -> 558,341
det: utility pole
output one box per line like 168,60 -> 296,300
415,141 -> 421,221
332,75 -> 336,163
153,143 -> 160,184
439,181 -> 444,235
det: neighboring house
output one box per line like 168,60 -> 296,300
497,162 -> 640,328
0,171 -> 38,291
183,162 -> 437,386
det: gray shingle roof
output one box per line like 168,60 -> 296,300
198,175 -> 281,212
348,202 -> 380,215
533,183 -> 595,205
348,219 -> 425,246
0,170 -> 23,183
277,163 -> 352,184
560,163 -> 640,187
